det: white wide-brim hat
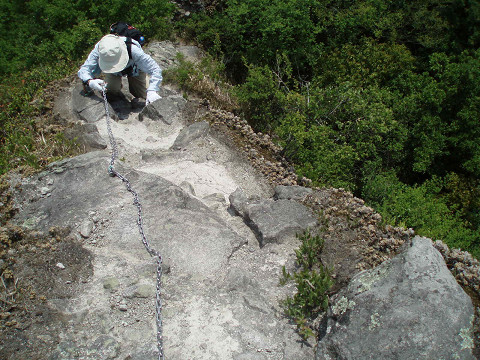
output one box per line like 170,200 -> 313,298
98,34 -> 129,73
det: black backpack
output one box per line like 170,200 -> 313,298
110,22 -> 145,46
110,22 -> 145,76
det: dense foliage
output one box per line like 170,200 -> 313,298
0,0 -> 175,75
181,0 -> 480,256
0,0 -> 175,174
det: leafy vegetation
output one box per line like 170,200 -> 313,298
163,52 -> 237,111
180,0 -> 480,257
0,0 -> 175,76
280,231 -> 333,339
0,62 -> 81,175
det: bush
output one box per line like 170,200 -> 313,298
0,0 -> 175,76
164,53 -> 237,111
180,0 -> 321,80
280,231 -> 333,339
235,63 -> 286,132
362,172 -> 480,257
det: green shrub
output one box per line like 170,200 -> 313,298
180,0 -> 321,80
280,231 -> 333,339
0,61 -> 78,175
235,63 -> 286,132
164,52 -> 237,110
0,0 -> 175,76
362,172 -> 480,257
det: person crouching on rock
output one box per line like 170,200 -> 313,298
78,34 -> 162,106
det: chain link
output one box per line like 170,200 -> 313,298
102,88 -> 165,360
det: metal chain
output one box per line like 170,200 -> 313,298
102,88 -> 165,360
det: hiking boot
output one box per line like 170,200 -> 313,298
131,98 -> 146,109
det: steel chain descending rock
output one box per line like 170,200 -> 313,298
102,88 -> 165,360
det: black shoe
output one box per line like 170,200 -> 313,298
131,98 -> 146,109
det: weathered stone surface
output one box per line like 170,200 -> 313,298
230,187 -> 317,245
138,96 -> 185,124
51,336 -> 120,360
274,185 -> 313,200
65,123 -> 107,150
171,121 -> 209,150
145,41 -> 204,70
83,132 -> 107,149
246,199 -> 318,245
316,236 -> 475,360
203,193 -> 226,203
103,277 -> 120,291
229,188 -> 251,217
72,83 -> 118,123
144,41 -> 180,70
123,284 -> 153,299
180,180 -> 196,196
14,151 -> 244,278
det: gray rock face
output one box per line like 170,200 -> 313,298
72,84 -> 118,122
229,187 -> 317,246
66,123 -> 107,150
316,236 -> 475,360
14,151 -> 244,278
79,218 -> 94,238
81,124 -> 108,149
11,150 -> 314,359
229,188 -> 255,218
145,41 -> 205,70
138,96 -> 186,124
274,185 -> 313,200
247,199 -> 318,245
171,121 -> 209,150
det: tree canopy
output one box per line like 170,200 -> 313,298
181,0 -> 480,256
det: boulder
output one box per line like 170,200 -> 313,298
246,199 -> 318,245
72,83 -> 117,123
229,188 -> 318,246
316,236 -> 476,360
171,121 -> 209,150
65,123 -> 107,150
138,96 -> 186,124
229,188 -> 253,218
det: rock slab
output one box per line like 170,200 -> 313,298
138,96 -> 185,125
66,123 -> 107,150
229,187 -> 318,246
171,121 -> 209,150
316,236 -> 475,360
72,83 -> 118,122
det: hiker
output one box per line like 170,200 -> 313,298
78,34 -> 162,105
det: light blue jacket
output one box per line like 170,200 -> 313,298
78,37 -> 162,92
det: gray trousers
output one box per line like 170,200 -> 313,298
105,72 -> 147,99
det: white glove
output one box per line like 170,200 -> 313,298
88,79 -> 105,92
146,91 -> 161,105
